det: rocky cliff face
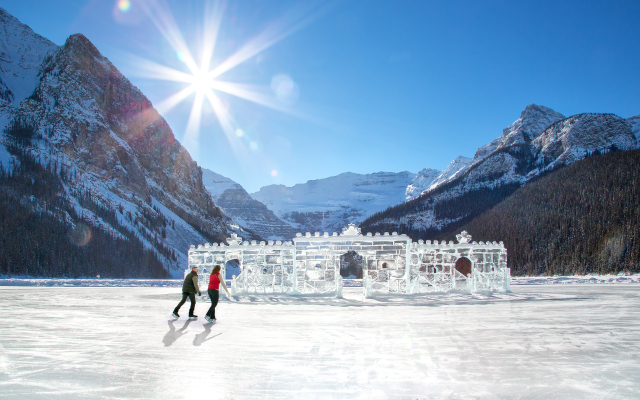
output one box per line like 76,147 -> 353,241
361,105 -> 638,235
473,104 -> 566,160
0,9 -> 254,277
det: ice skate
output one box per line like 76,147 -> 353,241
189,315 -> 198,320
171,312 -> 179,319
204,315 -> 212,323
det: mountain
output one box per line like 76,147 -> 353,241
473,104 -> 566,160
430,149 -> 640,276
361,105 -> 638,237
202,168 -> 296,240
405,156 -> 472,200
201,169 -> 243,198
251,171 -> 415,234
404,105 -> 564,201
0,9 -> 57,106
0,8 -> 255,278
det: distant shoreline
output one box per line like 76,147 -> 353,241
0,274 -> 638,287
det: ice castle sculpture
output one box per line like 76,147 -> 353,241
186,225 -> 510,297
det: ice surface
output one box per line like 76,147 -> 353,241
1,284 -> 639,399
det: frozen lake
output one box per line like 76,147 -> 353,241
1,285 -> 639,399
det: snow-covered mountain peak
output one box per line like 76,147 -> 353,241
0,7 -> 57,105
506,104 -> 566,138
441,155 -> 472,178
474,104 -> 565,160
405,156 -> 473,200
405,168 -> 439,199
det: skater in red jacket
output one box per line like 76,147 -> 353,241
205,265 -> 231,323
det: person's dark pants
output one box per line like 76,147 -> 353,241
206,289 -> 219,319
174,292 -> 196,316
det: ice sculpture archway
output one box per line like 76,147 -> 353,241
225,259 -> 241,279
455,257 -> 472,277
339,250 -> 364,279
187,226 -> 510,296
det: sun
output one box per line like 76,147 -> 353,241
191,70 -> 213,93
130,0 -> 328,155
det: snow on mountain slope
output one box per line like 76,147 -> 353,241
405,168 -> 439,200
532,113 -> 637,170
627,115 -> 640,147
0,10 -> 257,277
405,156 -> 473,200
362,106 -> 638,234
202,168 -> 243,199
252,171 -> 415,234
202,168 -> 296,240
0,8 -> 57,105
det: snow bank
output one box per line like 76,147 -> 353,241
0,278 -> 183,287
0,277 -> 241,287
2,274 -> 638,288
512,273 -> 640,285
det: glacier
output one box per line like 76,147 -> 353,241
251,171 -> 416,234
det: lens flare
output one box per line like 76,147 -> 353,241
69,223 -> 92,246
235,129 -> 244,137
271,74 -> 299,102
118,0 -> 131,12
250,141 -> 258,151
271,169 -> 278,177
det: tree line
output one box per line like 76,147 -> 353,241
0,118 -> 170,278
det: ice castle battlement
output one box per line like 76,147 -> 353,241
187,225 -> 510,297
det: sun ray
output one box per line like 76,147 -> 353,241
210,80 -> 300,115
199,0 -> 224,74
209,2 -> 330,79
155,85 -> 197,115
122,53 -> 194,83
203,88 -> 251,159
139,0 -> 200,75
182,90 -> 205,154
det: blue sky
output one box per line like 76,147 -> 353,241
2,0 -> 639,193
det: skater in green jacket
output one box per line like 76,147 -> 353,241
172,266 -> 201,320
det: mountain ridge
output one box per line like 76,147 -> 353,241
361,105 -> 638,236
